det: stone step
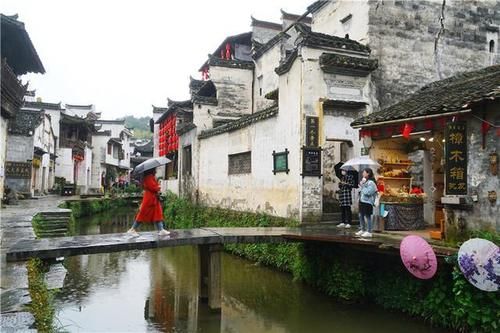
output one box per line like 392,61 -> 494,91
38,218 -> 70,224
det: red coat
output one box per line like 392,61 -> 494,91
135,174 -> 163,223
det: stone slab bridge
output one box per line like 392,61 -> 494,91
6,227 -> 457,311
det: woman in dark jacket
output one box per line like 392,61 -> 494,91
127,168 -> 170,237
337,169 -> 354,228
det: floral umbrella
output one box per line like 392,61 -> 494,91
400,235 -> 437,279
458,238 -> 499,292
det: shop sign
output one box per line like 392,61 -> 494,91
302,147 -> 322,178
272,149 -> 289,175
306,116 -> 319,147
5,161 -> 32,178
445,122 -> 467,195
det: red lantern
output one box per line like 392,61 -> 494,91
402,123 -> 414,139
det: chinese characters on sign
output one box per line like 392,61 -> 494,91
445,122 -> 467,195
5,162 -> 32,178
305,116 -> 319,147
302,147 -> 322,178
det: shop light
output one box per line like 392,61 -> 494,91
392,130 -> 432,138
428,137 -> 435,142
419,137 -> 426,142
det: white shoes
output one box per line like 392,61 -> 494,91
344,224 -> 351,229
127,228 -> 139,237
158,229 -> 171,237
361,231 -> 373,238
355,230 -> 364,236
337,223 -> 346,228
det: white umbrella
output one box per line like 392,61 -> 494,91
340,156 -> 381,170
132,157 -> 171,176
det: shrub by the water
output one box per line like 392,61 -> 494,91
27,258 -> 55,332
163,192 -> 500,333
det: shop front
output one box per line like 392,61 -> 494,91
351,65 -> 499,240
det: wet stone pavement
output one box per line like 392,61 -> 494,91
0,195 -> 72,331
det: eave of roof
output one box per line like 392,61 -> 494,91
199,104 -> 278,139
152,105 -> 168,114
0,14 -> 45,75
275,49 -> 298,75
250,16 -> 282,31
319,53 -> 378,76
281,9 -> 312,24
351,65 -> 500,128
253,32 -> 290,60
23,101 -> 62,110
323,99 -> 367,109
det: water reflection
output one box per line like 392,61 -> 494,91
54,208 -> 448,333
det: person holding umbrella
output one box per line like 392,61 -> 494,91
355,167 -> 378,238
127,157 -> 171,237
337,168 -> 354,228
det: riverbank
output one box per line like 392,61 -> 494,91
163,192 -> 499,333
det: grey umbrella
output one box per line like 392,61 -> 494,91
132,157 -> 171,176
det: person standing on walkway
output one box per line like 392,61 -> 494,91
355,167 -> 378,238
337,169 -> 354,228
127,168 -> 170,237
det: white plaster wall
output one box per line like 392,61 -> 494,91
0,116 -> 7,198
192,104 -> 214,131
311,0 -> 370,44
56,148 -> 73,182
90,135 -> 107,189
252,25 -> 280,44
210,66 -> 254,115
195,56 -> 302,219
254,43 -> 281,112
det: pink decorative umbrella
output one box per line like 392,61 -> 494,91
400,235 -> 438,279
458,238 -> 499,292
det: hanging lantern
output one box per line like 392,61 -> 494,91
402,123 -> 414,139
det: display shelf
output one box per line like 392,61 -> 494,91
379,176 -> 412,180
379,162 -> 413,166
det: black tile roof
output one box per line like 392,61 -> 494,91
177,123 -> 197,136
253,32 -> 290,60
189,77 -> 206,93
323,99 -> 367,109
275,49 -> 298,75
199,104 -> 278,139
1,14 -> 45,75
8,109 -> 43,135
307,1 -> 329,14
319,53 -> 378,76
152,105 -> 168,114
192,95 -> 218,106
199,32 -> 253,71
23,101 -> 62,110
251,16 -> 282,31
133,140 -> 153,154
265,88 -> 279,101
281,9 -> 312,24
206,55 -> 255,70
295,23 -> 371,54
351,65 -> 500,127
156,100 -> 193,124
167,98 -> 193,108
65,104 -> 93,109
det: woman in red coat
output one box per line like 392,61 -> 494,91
127,168 -> 170,237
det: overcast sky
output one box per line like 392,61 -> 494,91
1,0 -> 311,119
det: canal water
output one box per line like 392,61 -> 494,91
54,207 -> 449,332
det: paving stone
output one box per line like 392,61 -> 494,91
0,312 -> 36,332
45,263 -> 67,290
0,289 -> 31,312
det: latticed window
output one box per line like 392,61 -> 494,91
228,152 -> 251,175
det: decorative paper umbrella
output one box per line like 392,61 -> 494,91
341,156 -> 381,170
400,235 -> 438,279
458,238 -> 499,292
